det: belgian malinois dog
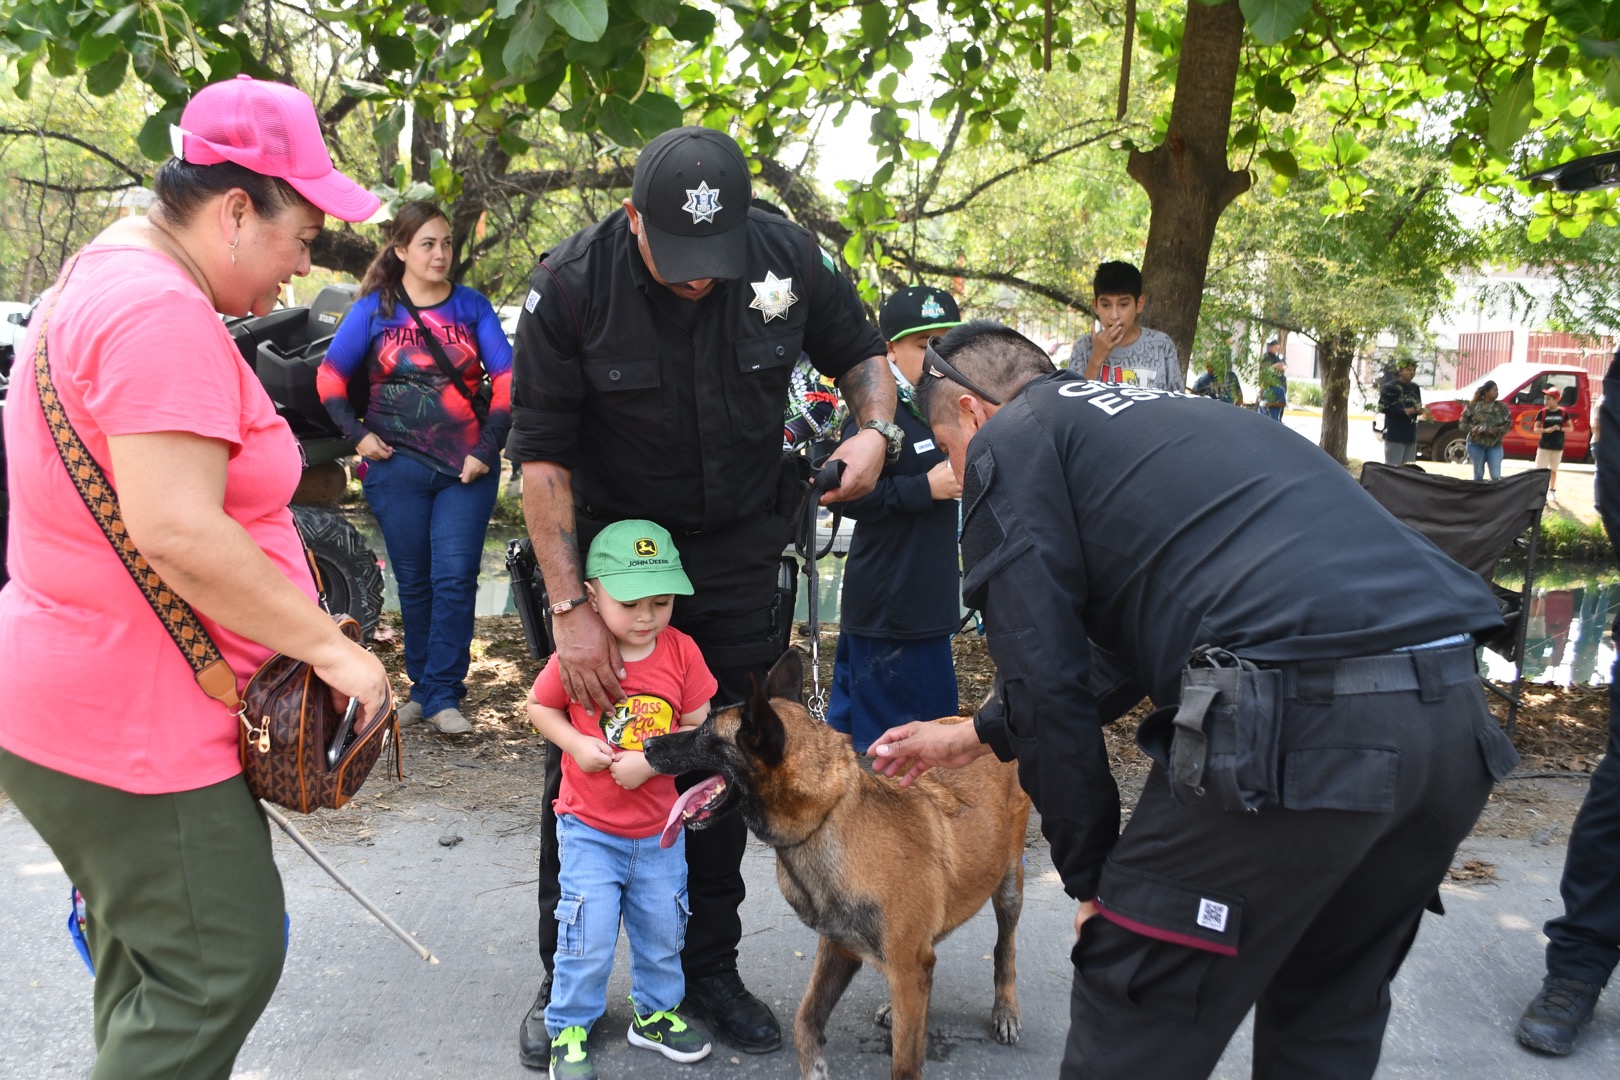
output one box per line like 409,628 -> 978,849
643,650 -> 1031,1080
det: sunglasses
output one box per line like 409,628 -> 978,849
922,338 -> 1002,406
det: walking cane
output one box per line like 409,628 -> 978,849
260,800 -> 440,964
796,458 -> 845,721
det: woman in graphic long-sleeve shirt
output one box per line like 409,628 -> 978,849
318,200 -> 512,734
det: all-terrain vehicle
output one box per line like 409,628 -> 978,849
224,284 -> 384,637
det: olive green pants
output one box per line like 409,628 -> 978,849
0,750 -> 285,1080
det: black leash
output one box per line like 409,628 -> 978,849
795,458 -> 844,720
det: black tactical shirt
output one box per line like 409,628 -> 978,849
963,371 -> 1504,898
506,207 -> 884,532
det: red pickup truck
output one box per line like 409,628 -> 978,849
1416,363 -> 1593,464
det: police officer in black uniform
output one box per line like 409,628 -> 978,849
506,127 -> 896,1069
870,320 -> 1520,1078
1514,350 -> 1620,1054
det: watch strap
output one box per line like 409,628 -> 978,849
550,595 -> 589,615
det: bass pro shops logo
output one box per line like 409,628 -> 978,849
634,538 -> 658,557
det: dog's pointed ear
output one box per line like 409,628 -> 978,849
764,649 -> 804,704
739,674 -> 787,767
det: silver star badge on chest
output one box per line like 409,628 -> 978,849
682,181 -> 723,224
749,271 -> 798,322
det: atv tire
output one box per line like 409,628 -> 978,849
290,503 -> 384,640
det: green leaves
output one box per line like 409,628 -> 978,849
1239,0 -> 1313,46
597,90 -> 683,145
1488,63 -> 1537,155
544,0 -> 608,42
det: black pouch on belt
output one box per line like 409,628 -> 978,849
1159,646 -> 1284,812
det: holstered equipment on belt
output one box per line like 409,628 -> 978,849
1168,645 -> 1282,812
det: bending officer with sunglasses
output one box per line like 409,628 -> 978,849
869,320 -> 1518,1078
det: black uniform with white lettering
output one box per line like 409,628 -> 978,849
508,206 -> 884,981
960,371 -> 1517,1078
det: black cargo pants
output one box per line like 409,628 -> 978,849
1541,648 -> 1620,988
1060,644 -> 1516,1079
535,511 -> 791,980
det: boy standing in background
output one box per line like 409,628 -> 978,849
1068,261 -> 1184,392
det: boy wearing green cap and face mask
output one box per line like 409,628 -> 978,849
528,519 -> 717,1079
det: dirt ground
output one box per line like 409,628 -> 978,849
343,614 -> 1611,858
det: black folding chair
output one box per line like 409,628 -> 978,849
1358,463 -> 1552,737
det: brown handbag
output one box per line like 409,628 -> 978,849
31,262 -> 400,813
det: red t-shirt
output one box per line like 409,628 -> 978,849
533,627 -> 717,838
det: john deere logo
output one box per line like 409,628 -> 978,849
634,538 -> 658,557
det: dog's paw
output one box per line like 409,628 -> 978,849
873,1002 -> 892,1029
992,1002 -> 1021,1045
806,1057 -> 830,1080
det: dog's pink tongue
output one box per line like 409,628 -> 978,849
661,775 -> 723,848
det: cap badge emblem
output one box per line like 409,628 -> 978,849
921,295 -> 945,319
634,538 -> 658,557
749,271 -> 798,322
682,181 -> 723,224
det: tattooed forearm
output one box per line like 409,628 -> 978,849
521,460 -> 584,597
836,355 -> 897,426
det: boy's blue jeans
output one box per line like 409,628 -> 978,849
361,452 -> 498,717
546,813 -> 690,1036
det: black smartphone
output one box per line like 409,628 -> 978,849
327,697 -> 360,769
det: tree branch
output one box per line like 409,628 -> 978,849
901,255 -> 1086,309
923,126 -> 1128,219
16,177 -> 141,195
0,126 -> 145,185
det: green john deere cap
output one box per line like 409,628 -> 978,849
585,520 -> 694,602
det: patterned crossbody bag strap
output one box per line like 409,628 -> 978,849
31,259 -> 247,723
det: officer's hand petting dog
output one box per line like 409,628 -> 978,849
868,717 -> 991,786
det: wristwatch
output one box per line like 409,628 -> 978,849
549,595 -> 589,615
860,419 -> 905,463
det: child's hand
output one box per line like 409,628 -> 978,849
609,750 -> 657,791
570,738 -> 616,773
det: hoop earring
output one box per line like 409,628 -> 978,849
229,238 -> 239,266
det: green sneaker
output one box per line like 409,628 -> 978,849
626,998 -> 713,1063
548,1025 -> 595,1080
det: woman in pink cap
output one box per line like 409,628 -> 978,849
0,76 -> 389,1079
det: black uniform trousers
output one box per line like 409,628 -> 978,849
1542,652 -> 1620,988
535,512 -> 790,981
1061,647 -> 1506,1079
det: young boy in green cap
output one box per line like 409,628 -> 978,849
528,519 -> 716,1079
825,285 -> 965,752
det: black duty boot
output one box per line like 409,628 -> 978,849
517,972 -> 554,1070
1516,974 -> 1603,1055
684,969 -> 782,1053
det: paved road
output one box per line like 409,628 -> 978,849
4,795 -> 1617,1078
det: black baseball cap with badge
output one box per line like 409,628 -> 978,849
879,285 -> 961,342
585,520 -> 695,601
631,126 -> 752,283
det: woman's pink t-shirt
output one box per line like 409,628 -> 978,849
0,245 -> 315,794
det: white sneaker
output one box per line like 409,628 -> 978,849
428,706 -> 473,734
396,701 -> 424,728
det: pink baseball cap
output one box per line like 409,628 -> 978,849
170,75 -> 381,223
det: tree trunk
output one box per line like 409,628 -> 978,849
1127,0 -> 1251,376
1318,327 -> 1358,465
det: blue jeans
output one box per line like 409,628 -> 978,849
1467,440 -> 1503,481
547,813 -> 690,1035
362,452 -> 498,716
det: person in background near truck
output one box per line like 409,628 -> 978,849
1461,380 -> 1511,481
825,285 -> 964,753
1378,361 -> 1424,465
1258,332 -> 1288,420
1067,261 -> 1184,392
318,200 -> 513,735
1534,384 -> 1568,501
0,76 -> 390,1080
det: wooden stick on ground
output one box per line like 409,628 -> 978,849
260,799 -> 439,964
